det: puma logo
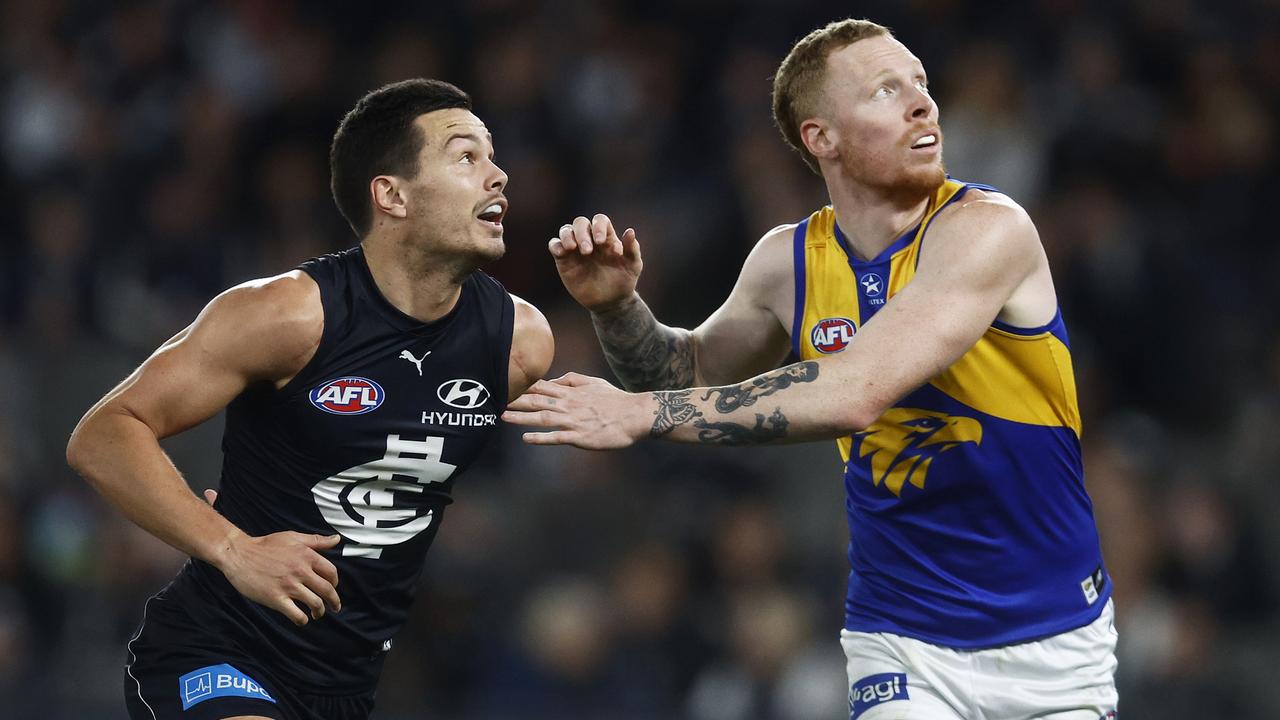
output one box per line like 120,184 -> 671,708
398,349 -> 431,376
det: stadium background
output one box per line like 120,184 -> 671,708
1,1 -> 1278,718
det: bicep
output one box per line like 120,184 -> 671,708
691,294 -> 791,385
94,277 -> 321,439
690,228 -> 794,385
834,204 -> 1040,417
107,324 -> 259,439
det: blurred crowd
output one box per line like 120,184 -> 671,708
1,0 -> 1278,718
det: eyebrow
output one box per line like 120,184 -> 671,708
442,130 -> 493,147
869,67 -> 927,83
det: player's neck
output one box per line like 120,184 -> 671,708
827,178 -> 931,262
360,236 -> 465,323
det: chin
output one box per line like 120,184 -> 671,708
846,154 -> 947,198
887,162 -> 947,198
913,164 -> 948,193
473,239 -> 506,264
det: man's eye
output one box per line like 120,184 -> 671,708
874,86 -> 892,99
917,80 -> 929,93
460,153 -> 473,164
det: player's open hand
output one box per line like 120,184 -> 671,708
216,530 -> 342,627
549,214 -> 643,313
503,372 -> 649,450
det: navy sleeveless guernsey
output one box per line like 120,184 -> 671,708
157,246 -> 514,693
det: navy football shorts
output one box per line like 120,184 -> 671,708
124,593 -> 375,720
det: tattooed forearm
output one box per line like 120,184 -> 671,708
591,296 -> 696,391
647,361 -> 816,443
692,408 -> 790,445
650,389 -> 704,437
701,361 -> 819,413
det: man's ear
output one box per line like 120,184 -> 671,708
800,117 -> 838,164
371,176 -> 408,220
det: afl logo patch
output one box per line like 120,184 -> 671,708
811,317 -> 856,354
310,377 -> 385,415
437,379 -> 491,409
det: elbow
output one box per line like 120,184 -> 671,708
65,418 -> 93,477
66,408 -> 111,480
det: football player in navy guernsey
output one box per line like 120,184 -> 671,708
67,79 -> 553,720
505,19 -> 1119,720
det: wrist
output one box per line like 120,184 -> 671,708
205,524 -> 248,571
587,292 -> 640,317
629,391 -> 656,441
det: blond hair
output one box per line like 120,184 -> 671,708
772,19 -> 892,174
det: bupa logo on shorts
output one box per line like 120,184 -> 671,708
812,317 -> 857,354
437,378 -> 490,409
178,664 -> 276,710
849,672 -> 908,720
310,377 -> 385,415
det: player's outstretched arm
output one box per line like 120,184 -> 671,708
508,199 -> 1047,448
550,214 -> 791,390
66,273 -> 342,626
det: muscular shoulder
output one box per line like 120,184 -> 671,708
921,188 -> 1040,279
509,294 -> 554,398
750,223 -> 798,269
198,270 -> 324,383
738,223 -> 798,310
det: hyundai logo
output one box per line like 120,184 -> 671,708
437,379 -> 491,409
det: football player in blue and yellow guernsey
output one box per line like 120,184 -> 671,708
504,18 -> 1118,720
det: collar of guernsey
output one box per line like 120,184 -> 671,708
791,178 -> 1110,649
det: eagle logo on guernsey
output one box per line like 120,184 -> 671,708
310,377 -> 385,415
811,317 -> 856,354
852,408 -> 983,496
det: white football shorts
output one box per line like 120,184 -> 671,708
840,600 -> 1118,720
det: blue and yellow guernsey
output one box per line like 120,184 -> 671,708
791,179 -> 1110,648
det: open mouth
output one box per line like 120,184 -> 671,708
911,133 -> 939,150
476,199 -> 507,228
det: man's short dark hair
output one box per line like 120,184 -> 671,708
330,79 -> 472,238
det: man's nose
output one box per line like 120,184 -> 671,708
906,86 -> 935,121
489,162 -> 508,191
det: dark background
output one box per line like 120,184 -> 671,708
1,1 -> 1278,718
